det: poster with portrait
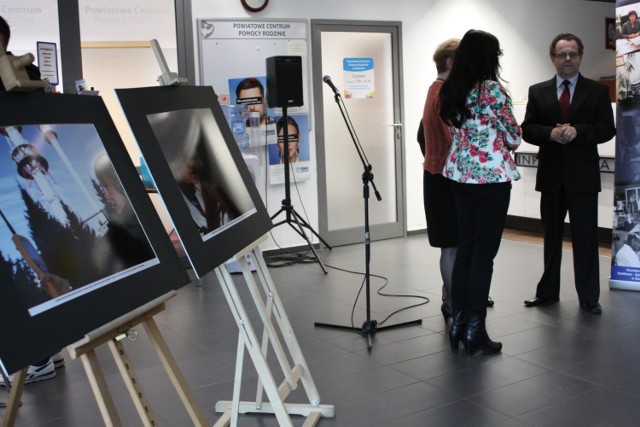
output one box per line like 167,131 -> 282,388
116,85 -> 272,278
615,2 -> 640,102
611,183 -> 640,288
224,76 -> 273,199
267,113 -> 312,185
0,92 -> 189,375
228,76 -> 277,147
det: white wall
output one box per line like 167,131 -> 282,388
1,0 -> 62,84
401,0 -> 616,231
190,0 -> 616,243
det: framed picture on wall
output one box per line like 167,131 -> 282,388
116,85 -> 272,278
606,17 -> 616,50
0,92 -> 189,375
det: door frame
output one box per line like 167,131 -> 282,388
311,19 -> 406,247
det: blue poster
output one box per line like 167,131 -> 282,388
343,57 -> 375,99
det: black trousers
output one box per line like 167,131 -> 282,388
450,181 -> 511,315
536,191 -> 600,304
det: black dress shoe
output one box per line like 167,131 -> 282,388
486,296 -> 495,307
523,297 -> 559,307
580,302 -> 602,314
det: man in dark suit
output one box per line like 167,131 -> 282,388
521,33 -> 615,314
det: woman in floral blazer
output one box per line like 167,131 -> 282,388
439,29 -> 521,356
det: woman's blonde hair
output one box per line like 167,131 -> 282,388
433,38 -> 460,74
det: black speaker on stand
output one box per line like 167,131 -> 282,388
266,56 -> 331,273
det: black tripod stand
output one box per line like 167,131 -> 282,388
314,77 -> 422,352
270,106 -> 332,274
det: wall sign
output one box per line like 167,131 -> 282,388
36,41 -> 58,86
343,57 -> 375,99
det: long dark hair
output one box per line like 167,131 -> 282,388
439,29 -> 507,128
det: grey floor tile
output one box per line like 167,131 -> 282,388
516,387 -> 640,427
562,342 -> 640,396
312,366 -> 418,404
334,381 -> 458,426
426,356 -> 549,398
383,398 -> 508,427
389,347 -> 498,381
469,371 -> 596,417
514,333 -> 618,371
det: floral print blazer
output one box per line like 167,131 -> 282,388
443,80 -> 522,184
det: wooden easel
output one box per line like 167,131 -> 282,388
66,291 -> 208,427
213,238 -> 335,427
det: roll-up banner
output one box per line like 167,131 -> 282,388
611,0 -> 640,290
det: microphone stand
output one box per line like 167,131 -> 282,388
314,82 -> 422,352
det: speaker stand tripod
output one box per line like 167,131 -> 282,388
314,81 -> 422,352
270,106 -> 332,274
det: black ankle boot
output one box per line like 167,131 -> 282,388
464,312 -> 502,356
449,308 -> 467,351
441,303 -> 453,322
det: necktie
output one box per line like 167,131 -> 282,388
559,80 -> 571,122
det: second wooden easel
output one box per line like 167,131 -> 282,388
213,237 -> 335,426
67,291 -> 209,427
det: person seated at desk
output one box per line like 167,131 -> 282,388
622,10 -> 640,39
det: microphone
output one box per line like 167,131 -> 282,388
322,75 -> 339,95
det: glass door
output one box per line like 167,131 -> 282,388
311,20 -> 405,246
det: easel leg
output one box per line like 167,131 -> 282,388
231,335 -> 244,427
252,249 -> 323,405
80,351 -> 123,427
214,266 -> 294,427
237,256 -> 296,389
1,368 -> 26,427
254,291 -> 275,410
209,332 -> 254,427
142,318 -> 209,426
107,339 -> 157,427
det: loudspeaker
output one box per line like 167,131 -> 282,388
266,56 -> 303,108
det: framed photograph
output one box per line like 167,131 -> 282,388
116,85 -> 272,278
74,79 -> 88,93
0,92 -> 189,375
606,17 -> 616,50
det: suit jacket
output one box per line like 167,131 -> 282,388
521,74 -> 615,193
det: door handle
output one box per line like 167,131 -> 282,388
389,122 -> 403,140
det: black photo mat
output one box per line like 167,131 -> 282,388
0,92 -> 189,374
116,85 -> 272,278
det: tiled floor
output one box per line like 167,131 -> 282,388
3,230 -> 640,426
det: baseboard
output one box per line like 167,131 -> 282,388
263,243 -> 321,257
410,215 -> 612,244
505,215 -> 612,244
